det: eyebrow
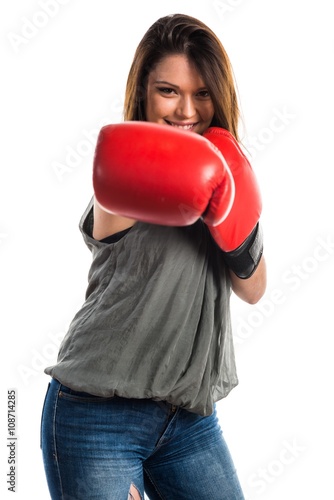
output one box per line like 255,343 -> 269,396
154,80 -> 180,89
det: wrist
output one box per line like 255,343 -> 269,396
217,223 -> 263,279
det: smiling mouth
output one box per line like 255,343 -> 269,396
165,120 -> 198,131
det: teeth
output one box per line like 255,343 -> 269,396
170,123 -> 194,130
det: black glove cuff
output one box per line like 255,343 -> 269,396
222,223 -> 263,279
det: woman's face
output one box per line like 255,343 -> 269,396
145,54 -> 214,135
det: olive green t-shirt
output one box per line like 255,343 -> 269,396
45,198 -> 238,416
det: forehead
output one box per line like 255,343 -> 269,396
148,54 -> 206,86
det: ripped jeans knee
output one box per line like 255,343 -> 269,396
128,483 -> 142,500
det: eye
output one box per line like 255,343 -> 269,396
157,87 -> 176,95
197,90 -> 210,98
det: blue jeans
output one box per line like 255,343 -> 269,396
41,378 -> 245,499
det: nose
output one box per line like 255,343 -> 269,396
176,96 -> 196,119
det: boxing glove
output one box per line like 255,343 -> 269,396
202,127 -> 263,279
93,121 -> 235,227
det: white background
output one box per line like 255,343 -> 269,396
1,0 -> 333,498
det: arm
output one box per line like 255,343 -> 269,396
229,256 -> 267,304
92,199 -> 136,240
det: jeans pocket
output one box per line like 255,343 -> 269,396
58,384 -> 115,404
40,381 -> 51,449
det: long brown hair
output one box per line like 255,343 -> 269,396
124,14 -> 240,140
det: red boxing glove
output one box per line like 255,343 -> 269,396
93,121 -> 235,227
203,127 -> 263,278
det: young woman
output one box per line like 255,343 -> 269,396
41,13 -> 266,499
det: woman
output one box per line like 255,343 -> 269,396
41,13 -> 266,499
